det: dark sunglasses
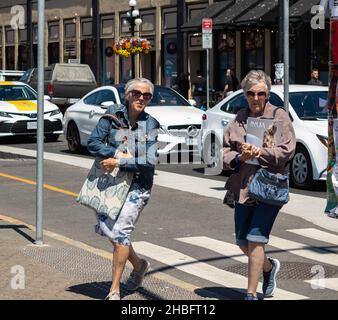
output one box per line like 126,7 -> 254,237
246,91 -> 267,98
130,90 -> 153,100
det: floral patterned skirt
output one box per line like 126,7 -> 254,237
94,182 -> 151,246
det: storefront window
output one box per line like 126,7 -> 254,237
81,39 -> 96,75
102,38 -> 115,85
243,30 -> 265,75
312,25 -> 329,85
18,28 -> 29,70
163,36 -> 178,87
6,46 -> 15,70
140,12 -> 155,33
64,20 -> 77,62
48,22 -> 60,65
217,32 -> 236,91
101,15 -> 114,37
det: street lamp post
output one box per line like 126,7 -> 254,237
126,0 -> 142,79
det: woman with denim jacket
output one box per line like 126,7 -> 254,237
223,70 -> 296,300
87,78 -> 160,300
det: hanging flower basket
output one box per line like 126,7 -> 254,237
113,37 -> 151,58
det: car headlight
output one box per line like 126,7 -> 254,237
316,134 -> 328,148
50,109 -> 61,116
159,125 -> 170,135
0,111 -> 13,118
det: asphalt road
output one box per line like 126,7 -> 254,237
0,134 -> 336,300
0,134 -> 327,199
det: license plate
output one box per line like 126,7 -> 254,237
68,98 -> 79,104
27,122 -> 37,130
186,137 -> 196,145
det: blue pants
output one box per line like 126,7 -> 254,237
234,202 -> 281,246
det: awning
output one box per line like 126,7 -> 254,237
289,0 -> 320,21
213,0 -> 261,26
235,0 -> 279,25
181,0 -> 233,31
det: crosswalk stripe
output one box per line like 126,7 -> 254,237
304,278 -> 338,292
269,236 -> 338,266
175,236 -> 247,263
132,241 -> 308,300
287,228 -> 338,246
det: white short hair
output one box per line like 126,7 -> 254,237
241,70 -> 272,95
125,78 -> 154,95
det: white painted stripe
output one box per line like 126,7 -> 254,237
132,241 -> 308,300
304,278 -> 338,292
287,228 -> 338,246
176,236 -> 247,263
0,145 -> 94,169
0,145 -> 337,233
269,236 -> 338,267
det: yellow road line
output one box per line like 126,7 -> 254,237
0,172 -> 79,197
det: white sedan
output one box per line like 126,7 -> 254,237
63,84 -> 204,157
0,81 -> 63,141
201,85 -> 328,188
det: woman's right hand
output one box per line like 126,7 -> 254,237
239,143 -> 261,162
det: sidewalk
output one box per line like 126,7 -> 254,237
0,218 -> 218,301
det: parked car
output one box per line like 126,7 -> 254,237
0,70 -> 25,81
200,85 -> 328,188
63,84 -> 204,156
20,63 -> 97,111
0,81 -> 63,141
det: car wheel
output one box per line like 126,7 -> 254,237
44,134 -> 59,142
290,145 -> 314,189
203,134 -> 223,172
67,122 -> 82,153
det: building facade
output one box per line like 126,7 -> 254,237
0,0 -> 330,92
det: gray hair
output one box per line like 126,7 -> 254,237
241,70 -> 272,96
125,77 -> 154,95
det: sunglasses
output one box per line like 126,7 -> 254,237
130,90 -> 153,101
246,91 -> 267,98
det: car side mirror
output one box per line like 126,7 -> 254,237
188,99 -> 197,106
100,101 -> 115,108
44,95 -> 51,101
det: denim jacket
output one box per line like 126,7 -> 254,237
87,104 -> 160,191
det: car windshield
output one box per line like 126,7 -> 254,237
116,86 -> 191,107
0,85 -> 37,101
289,91 -> 328,120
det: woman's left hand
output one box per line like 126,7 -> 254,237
100,158 -> 119,172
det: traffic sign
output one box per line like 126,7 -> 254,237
202,33 -> 212,49
202,18 -> 212,33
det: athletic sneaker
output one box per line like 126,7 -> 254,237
262,257 -> 281,297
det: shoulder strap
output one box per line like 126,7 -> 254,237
101,113 -> 124,129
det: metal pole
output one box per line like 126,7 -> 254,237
130,6 -> 135,79
283,0 -> 289,113
92,0 -> 101,85
35,0 -> 45,245
278,0 -> 284,62
206,48 -> 210,109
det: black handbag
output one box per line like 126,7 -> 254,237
248,168 -> 289,207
